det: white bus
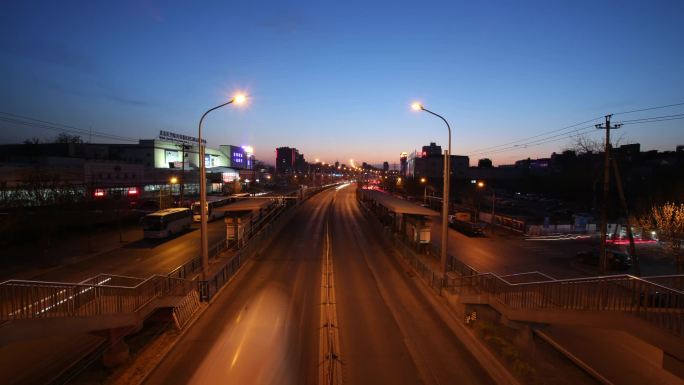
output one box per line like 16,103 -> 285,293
191,196 -> 233,222
142,208 -> 192,239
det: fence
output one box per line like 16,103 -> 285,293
357,188 -> 684,338
450,272 -> 684,337
643,274 -> 684,292
0,274 -> 195,321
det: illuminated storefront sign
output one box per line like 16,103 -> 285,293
159,130 -> 206,146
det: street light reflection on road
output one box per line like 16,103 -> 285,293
187,285 -> 296,385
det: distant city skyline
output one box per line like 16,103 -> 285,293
1,1 -> 683,166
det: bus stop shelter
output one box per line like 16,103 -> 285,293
221,198 -> 276,248
359,189 -> 439,248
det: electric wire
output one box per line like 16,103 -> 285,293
0,112 -> 139,142
467,103 -> 684,157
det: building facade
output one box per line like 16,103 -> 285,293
275,147 -> 307,174
0,138 -> 259,205
407,142 -> 470,180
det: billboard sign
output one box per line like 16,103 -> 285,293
159,130 -> 206,146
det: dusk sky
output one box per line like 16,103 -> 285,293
1,0 -> 683,166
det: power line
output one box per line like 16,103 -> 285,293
0,112 -> 139,142
470,115 -> 684,157
615,113 -> 684,124
470,114 -> 684,158
0,117 -> 138,143
468,124 -> 597,156
468,116 -> 604,153
619,116 -> 684,126
613,102 -> 684,115
468,101 -> 684,156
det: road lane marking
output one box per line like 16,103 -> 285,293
319,201 -> 343,385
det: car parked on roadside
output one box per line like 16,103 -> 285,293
575,249 -> 632,270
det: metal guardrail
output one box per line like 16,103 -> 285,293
449,273 -> 684,336
167,188 -> 310,280
0,274 -> 195,321
642,274 -> 684,292
498,271 -> 556,284
358,190 -> 684,338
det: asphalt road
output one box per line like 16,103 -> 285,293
430,221 -> 674,279
331,186 -> 494,385
145,184 -> 493,385
144,188 -> 331,385
4,217 -> 227,283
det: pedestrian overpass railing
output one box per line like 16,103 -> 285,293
448,272 -> 684,337
0,274 -> 195,321
642,274 -> 684,292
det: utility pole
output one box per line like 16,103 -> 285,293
490,188 -> 496,235
596,115 -> 621,274
178,144 -> 188,207
611,157 -> 639,275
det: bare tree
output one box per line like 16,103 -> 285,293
54,133 -> 83,144
568,133 -> 628,155
23,137 -> 41,144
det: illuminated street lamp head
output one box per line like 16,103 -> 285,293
477,181 -> 485,188
411,102 -> 423,111
170,177 -> 178,184
232,93 -> 247,105
420,177 -> 426,183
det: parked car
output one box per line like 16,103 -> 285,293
449,218 -> 487,237
575,249 -> 632,270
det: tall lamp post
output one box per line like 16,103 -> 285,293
412,102 -> 452,275
198,93 -> 247,279
477,180 -> 495,234
420,177 -> 427,204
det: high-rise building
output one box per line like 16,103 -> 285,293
295,153 -> 307,173
422,142 -> 442,157
275,146 -> 307,174
275,147 -> 299,174
410,142 -> 469,180
399,152 -> 408,177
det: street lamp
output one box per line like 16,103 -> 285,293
420,177 -> 427,204
412,101 -> 452,275
476,180 -> 495,235
161,177 -> 178,209
198,92 -> 247,279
